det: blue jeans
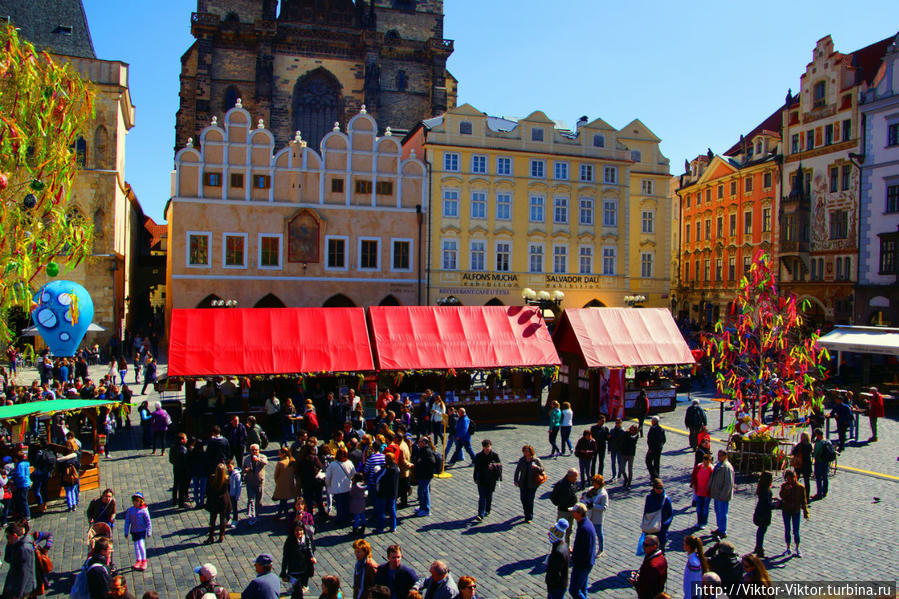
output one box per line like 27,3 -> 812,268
595,520 -> 604,553
32,472 -> 49,506
547,589 -> 566,599
334,492 -> 350,523
568,567 -> 591,599
444,436 -> 455,462
417,479 -> 431,514
65,485 -> 78,509
560,426 -> 573,454
12,487 -> 30,520
193,476 -> 207,506
714,499 -> 729,535
756,525 -> 768,552
451,438 -> 476,463
696,496 -> 711,526
477,484 -> 493,517
783,511 -> 801,546
609,450 -> 620,477
230,494 -> 240,523
375,496 -> 397,531
519,487 -> 537,521
352,512 -> 366,529
814,463 -> 829,497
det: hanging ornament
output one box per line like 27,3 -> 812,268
46,261 -> 59,277
30,179 -> 45,191
23,193 -> 37,209
0,173 -> 8,190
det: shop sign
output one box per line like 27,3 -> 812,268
544,274 -> 602,289
459,272 -> 520,288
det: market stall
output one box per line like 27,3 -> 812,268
552,308 -> 694,418
167,307 -> 376,435
368,305 -> 560,422
0,398 -> 122,499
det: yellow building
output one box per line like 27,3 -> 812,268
403,104 -> 671,308
166,103 -> 428,326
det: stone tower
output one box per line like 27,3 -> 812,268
176,0 -> 455,154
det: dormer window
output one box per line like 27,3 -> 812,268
813,81 -> 826,107
755,141 -> 763,155
459,121 -> 472,135
531,128 -> 544,142
593,134 -> 605,148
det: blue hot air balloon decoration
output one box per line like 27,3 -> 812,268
31,281 -> 94,357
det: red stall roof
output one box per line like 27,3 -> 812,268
168,308 -> 374,377
369,305 -> 560,370
553,308 -> 694,368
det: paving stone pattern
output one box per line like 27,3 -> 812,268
13,364 -> 899,599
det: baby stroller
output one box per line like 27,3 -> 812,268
86,522 -> 115,571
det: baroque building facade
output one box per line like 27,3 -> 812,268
676,111 -> 783,325
857,33 -> 899,326
176,0 -> 456,157
166,104 -> 427,322
2,0 -> 143,342
403,104 -> 672,309
779,35 -> 892,328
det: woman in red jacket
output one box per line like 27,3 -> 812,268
866,387 -> 884,442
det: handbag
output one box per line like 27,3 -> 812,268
640,509 -> 662,534
636,532 -> 646,556
534,468 -> 548,487
790,453 -> 802,470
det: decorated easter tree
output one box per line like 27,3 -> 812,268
0,24 -> 95,344
702,250 -> 828,435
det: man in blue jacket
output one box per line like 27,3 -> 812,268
374,544 -> 417,599
829,395 -> 853,452
449,408 -> 476,465
568,503 -> 596,599
10,450 -> 31,521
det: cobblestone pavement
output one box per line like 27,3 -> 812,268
10,363 -> 899,599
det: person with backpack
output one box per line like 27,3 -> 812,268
2,521 -> 36,599
186,563 -> 229,599
123,492 -> 152,571
513,444 -> 544,524
684,399 -> 707,451
449,408 -> 476,466
472,439 -> 501,522
170,433 -> 191,508
71,536 -> 111,599
10,450 -> 31,521
62,461 -> 80,512
374,452 -> 400,533
549,469 -> 579,544
828,395 -> 852,453
812,428 -> 835,500
31,440 -> 56,513
573,430 -> 597,490
413,436 -> 440,517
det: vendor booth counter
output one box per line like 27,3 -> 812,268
553,308 -> 694,418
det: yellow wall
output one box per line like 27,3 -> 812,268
420,104 -> 671,309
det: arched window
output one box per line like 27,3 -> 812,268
322,293 -> 356,307
254,293 -> 286,308
75,136 -> 87,167
224,86 -> 240,110
224,12 -> 240,24
292,68 -> 343,150
385,29 -> 400,44
94,125 -> 109,169
593,134 -> 604,148
395,69 -> 408,91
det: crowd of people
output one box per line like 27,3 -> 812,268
0,352 -> 888,599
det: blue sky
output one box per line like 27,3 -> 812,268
82,1 -> 897,221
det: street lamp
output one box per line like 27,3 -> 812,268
211,299 -> 239,307
522,288 -> 565,312
436,295 -> 462,307
623,294 -> 646,307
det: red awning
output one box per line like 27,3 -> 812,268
368,305 -> 560,370
168,308 -> 374,377
553,308 -> 694,368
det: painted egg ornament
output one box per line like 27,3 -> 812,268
31,280 -> 94,357
23,193 -> 37,209
0,173 -> 8,191
29,179 -> 45,191
46,262 -> 59,277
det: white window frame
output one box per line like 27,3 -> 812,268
222,232 -> 248,269
578,245 -> 593,275
641,210 -> 654,234
553,197 -> 569,224
602,246 -> 616,275
469,239 -> 487,272
257,233 -> 283,270
554,161 -> 569,180
641,179 -> 654,195
495,240 -> 511,272
186,231 -> 212,268
603,166 -> 617,184
471,154 -> 487,174
530,159 -> 545,178
357,237 -> 380,272
324,235 -> 349,271
552,244 -> 568,274
496,192 -> 512,221
641,252 -> 654,278
579,198 -> 594,225
390,238 -> 413,273
441,239 -> 458,271
529,195 -> 545,223
580,164 -> 594,182
470,190 -> 488,220
442,189 -> 460,218
496,156 -> 512,176
528,243 -> 544,273
602,199 -> 617,227
443,152 -> 460,172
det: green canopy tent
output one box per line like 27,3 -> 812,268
0,398 -> 121,420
